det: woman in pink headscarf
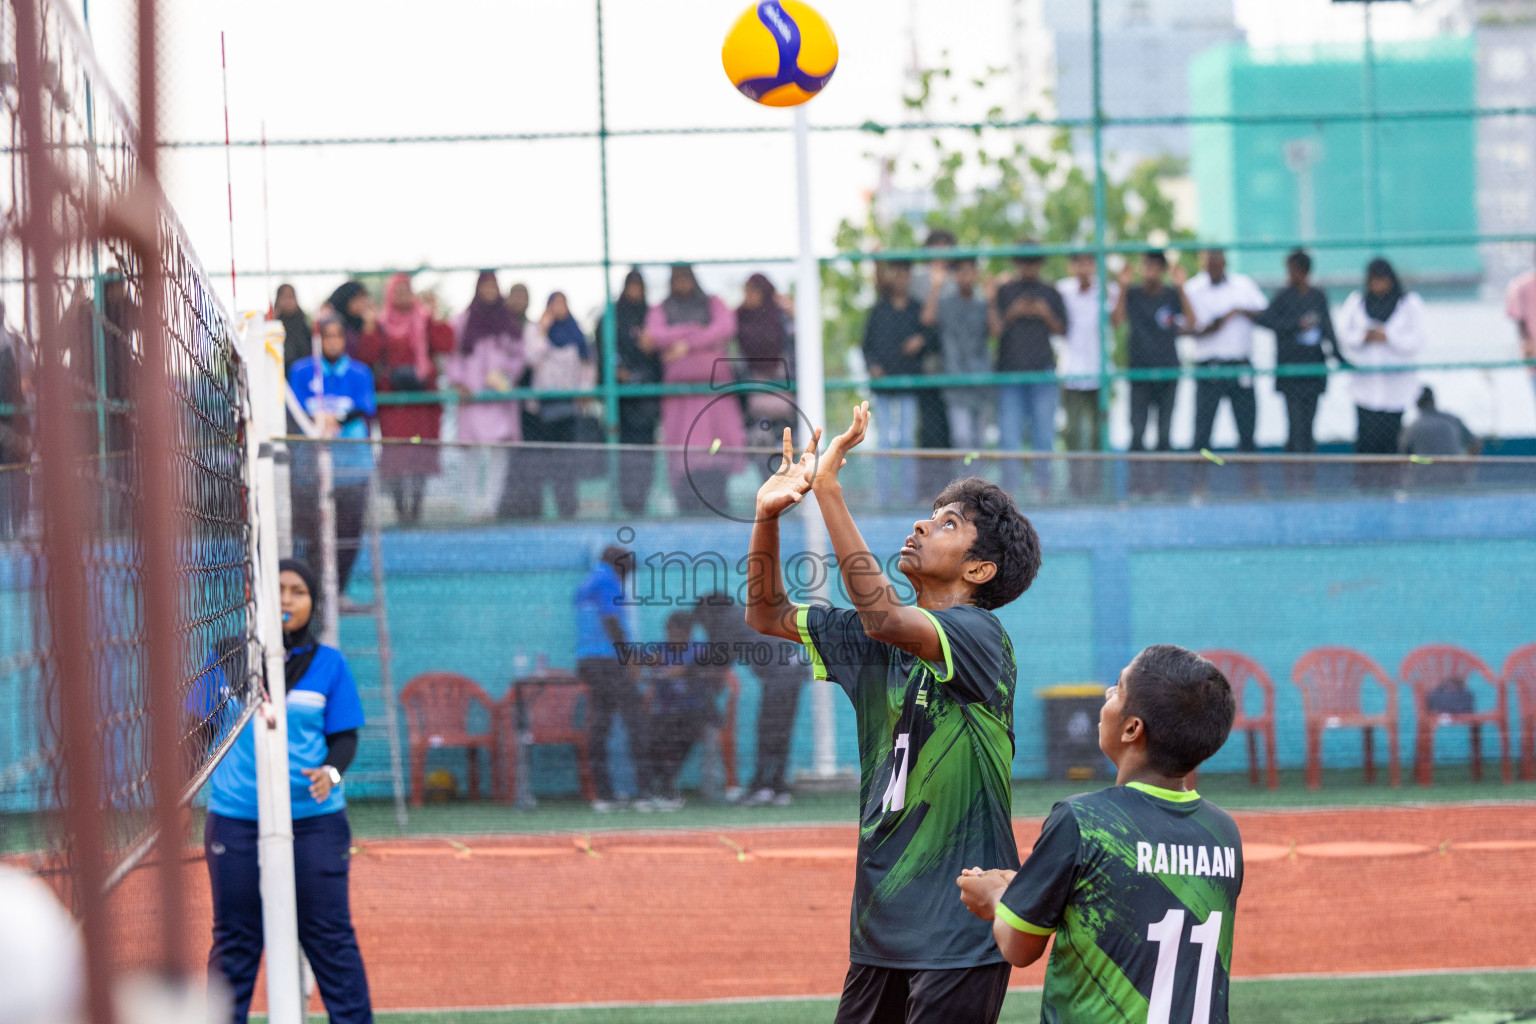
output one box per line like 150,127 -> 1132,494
643,265 -> 742,514
354,273 -> 455,524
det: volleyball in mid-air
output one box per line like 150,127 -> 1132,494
722,1 -> 838,108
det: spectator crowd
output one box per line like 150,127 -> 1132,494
857,235 -> 1511,502
281,264 -> 795,546
0,242 -> 1523,545
264,241 -> 1536,546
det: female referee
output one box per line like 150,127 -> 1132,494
204,558 -> 373,1024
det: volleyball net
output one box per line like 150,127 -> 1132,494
0,0 -> 262,939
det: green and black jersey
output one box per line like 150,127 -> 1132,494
798,602 -> 1018,969
999,784 -> 1243,1024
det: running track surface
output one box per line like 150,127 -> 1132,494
97,803 -> 1536,1011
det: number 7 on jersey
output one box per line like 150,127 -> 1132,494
881,732 -> 910,813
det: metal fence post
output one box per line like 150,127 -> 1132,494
1092,0 -> 1111,454
596,0 -> 624,512
1362,0 -> 1382,240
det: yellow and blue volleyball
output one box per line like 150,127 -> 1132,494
722,1 -> 838,108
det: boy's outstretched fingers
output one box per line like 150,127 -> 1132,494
780,427 -> 795,472
829,402 -> 870,456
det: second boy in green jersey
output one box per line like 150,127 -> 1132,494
959,645 -> 1242,1024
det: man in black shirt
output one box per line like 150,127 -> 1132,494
912,231 -> 958,499
1113,251 -> 1187,454
863,262 -> 927,506
1252,250 -> 1337,455
994,247 -> 1068,495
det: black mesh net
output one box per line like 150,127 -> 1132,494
0,0 -> 260,911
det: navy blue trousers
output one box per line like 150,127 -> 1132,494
205,810 -> 373,1024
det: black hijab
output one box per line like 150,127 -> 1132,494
326,281 -> 368,336
1364,258 -> 1404,324
612,268 -> 658,382
275,285 -> 312,370
616,269 -> 649,324
280,557 -> 321,690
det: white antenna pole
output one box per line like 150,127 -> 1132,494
220,32 -> 237,309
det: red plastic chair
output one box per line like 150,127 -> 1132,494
399,673 -> 497,807
1500,644 -> 1536,782
1199,650 -> 1279,789
1291,648 -> 1399,790
497,672 -> 597,804
1401,645 -> 1508,786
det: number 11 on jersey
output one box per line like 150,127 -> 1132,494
1146,908 -> 1223,1024
881,733 -> 910,813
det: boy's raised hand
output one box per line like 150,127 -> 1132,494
755,426 -> 822,518
811,402 -> 870,493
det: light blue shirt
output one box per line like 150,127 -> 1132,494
203,646 -> 366,821
288,355 -> 376,484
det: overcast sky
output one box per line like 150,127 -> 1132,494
63,0 -> 1459,318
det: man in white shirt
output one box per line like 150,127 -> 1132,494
1057,254 -> 1119,449
1057,254 -> 1118,497
1181,249 -> 1267,452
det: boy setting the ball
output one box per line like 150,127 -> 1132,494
957,645 -> 1242,1024
745,402 -> 1042,1024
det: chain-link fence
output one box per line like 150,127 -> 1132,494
277,438 -> 1536,797
131,0 -> 1536,472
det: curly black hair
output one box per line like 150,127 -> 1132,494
1121,645 -> 1236,776
931,477 -> 1041,610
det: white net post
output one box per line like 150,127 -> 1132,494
317,442 -> 341,649
794,106 -> 837,779
240,318 -> 304,1024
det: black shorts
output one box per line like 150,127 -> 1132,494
834,961 -> 1012,1024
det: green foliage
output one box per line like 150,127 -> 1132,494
820,65 -> 1196,380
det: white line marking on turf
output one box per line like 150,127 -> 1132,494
1232,964 -> 1536,984
364,965 -> 1536,1015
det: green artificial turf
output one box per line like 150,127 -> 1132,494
263,968 -> 1536,1024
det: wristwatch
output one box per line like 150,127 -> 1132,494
323,765 -> 342,787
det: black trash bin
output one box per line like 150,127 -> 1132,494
1039,684 -> 1112,781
